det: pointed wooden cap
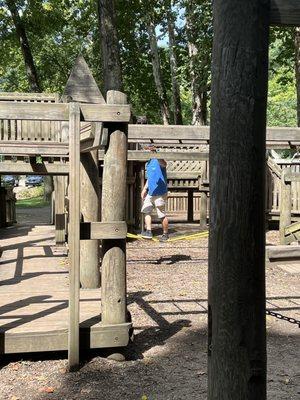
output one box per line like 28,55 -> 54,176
63,55 -> 105,104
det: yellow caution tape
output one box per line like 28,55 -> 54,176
126,230 -> 209,243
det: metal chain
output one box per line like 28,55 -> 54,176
266,309 -> 300,328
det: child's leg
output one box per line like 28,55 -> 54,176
161,216 -> 169,234
145,214 -> 152,231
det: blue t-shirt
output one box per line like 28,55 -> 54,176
146,158 -> 168,196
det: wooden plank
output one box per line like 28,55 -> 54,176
99,150 -> 209,161
0,102 -> 69,121
68,102 -> 81,371
0,141 -> 68,156
0,102 -> 130,123
0,92 -> 57,101
128,124 -> 300,143
80,103 -> 130,122
267,157 -> 282,178
267,245 -> 300,260
284,173 -> 300,182
0,162 -> 69,175
284,221 -> 300,235
280,169 -> 292,244
80,222 -> 127,240
270,0 -> 300,26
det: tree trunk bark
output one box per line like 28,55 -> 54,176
147,18 -> 171,125
208,1 -> 269,399
167,4 -> 183,125
6,0 -> 41,92
295,27 -> 300,127
186,2 -> 208,125
97,0 -> 123,94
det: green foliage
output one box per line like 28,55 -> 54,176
16,195 -> 49,208
0,1 -> 298,127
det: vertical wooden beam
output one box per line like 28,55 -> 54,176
101,90 -> 127,325
54,176 -> 66,245
279,168 -> 292,244
208,1 -> 269,399
68,102 -> 81,371
187,189 -> 194,222
199,161 -> 208,229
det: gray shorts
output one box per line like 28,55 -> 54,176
141,194 -> 167,219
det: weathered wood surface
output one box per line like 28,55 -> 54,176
208,1 -> 268,398
68,102 -> 81,370
280,169 -> 292,244
54,176 -> 66,245
199,161 -> 208,230
267,244 -> 300,260
99,150 -> 209,161
0,162 -> 69,175
0,225 -> 130,354
0,141 -> 68,156
80,221 -> 127,240
0,92 -> 58,101
0,102 -> 131,122
63,56 -> 103,290
101,91 -> 128,326
270,0 -> 300,26
63,55 -> 106,104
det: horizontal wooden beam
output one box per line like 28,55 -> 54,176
99,150 -> 209,161
0,141 -> 68,156
128,124 -> 300,146
80,221 -> 127,240
284,221 -> 300,235
0,102 -> 131,122
266,245 -> 300,260
0,92 -> 58,101
284,173 -> 300,182
0,162 -> 69,175
270,0 -> 300,26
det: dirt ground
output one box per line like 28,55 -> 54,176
0,208 -> 299,400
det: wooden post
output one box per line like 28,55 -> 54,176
63,55 -> 103,289
199,161 -> 208,229
68,102 -> 81,371
54,176 -> 66,245
101,90 -> 127,325
208,1 -> 269,399
279,168 -> 292,244
80,150 -> 100,288
0,187 -> 7,227
187,189 -> 194,222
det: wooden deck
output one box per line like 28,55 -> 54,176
0,224 -> 130,354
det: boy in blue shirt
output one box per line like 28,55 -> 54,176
141,145 -> 169,241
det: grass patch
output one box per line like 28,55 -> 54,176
16,196 -> 49,208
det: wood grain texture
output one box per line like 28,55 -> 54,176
280,169 -> 292,244
68,102 -> 81,370
101,90 -> 128,325
208,1 -> 268,398
0,162 -> 69,175
80,222 -> 127,240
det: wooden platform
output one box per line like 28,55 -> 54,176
0,224 -> 131,354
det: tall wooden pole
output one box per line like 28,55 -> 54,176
68,102 -> 81,371
101,90 -> 128,325
208,1 -> 269,399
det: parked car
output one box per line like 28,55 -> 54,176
2,175 -> 18,187
25,175 -> 43,187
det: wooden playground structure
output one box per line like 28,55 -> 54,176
0,6 -> 300,400
1,52 -> 300,370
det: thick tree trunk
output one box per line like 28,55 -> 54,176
97,0 -> 123,94
6,0 -> 41,92
295,27 -> 300,127
186,2 -> 208,125
44,176 -> 54,203
147,19 -> 171,125
167,5 -> 183,125
208,1 -> 269,399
